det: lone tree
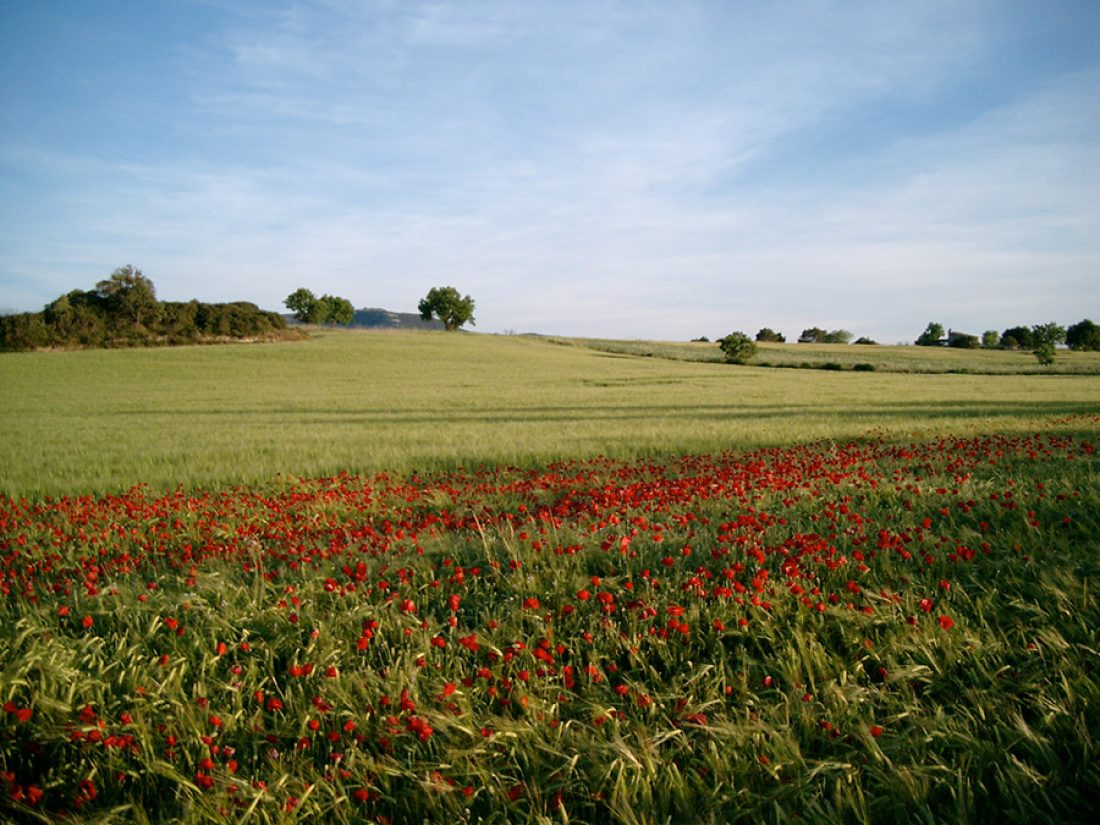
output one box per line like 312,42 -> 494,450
1030,322 -> 1066,366
718,331 -> 757,364
755,327 -> 785,343
915,322 -> 944,346
418,286 -> 475,331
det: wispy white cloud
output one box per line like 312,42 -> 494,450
1,1 -> 1097,342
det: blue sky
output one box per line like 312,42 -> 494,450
1,1 -> 1098,342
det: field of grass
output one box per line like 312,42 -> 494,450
2,330 -> 1099,823
556,336 -> 1100,374
2,329 -> 1100,496
1,424 -> 1097,822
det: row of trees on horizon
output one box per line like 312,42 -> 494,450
707,321 -> 1099,351
3,268 -> 1097,359
282,285 -> 476,331
709,319 -> 1099,366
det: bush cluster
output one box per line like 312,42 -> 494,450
0,267 -> 291,352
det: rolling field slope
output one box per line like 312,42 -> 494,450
2,329 -> 1099,496
1,331 -> 1098,823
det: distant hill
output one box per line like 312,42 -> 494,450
351,308 -> 444,330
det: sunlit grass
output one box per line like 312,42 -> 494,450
560,335 -> 1100,374
1,426 -> 1097,822
3,329 -> 1100,496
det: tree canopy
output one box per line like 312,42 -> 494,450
284,288 -> 355,326
915,322 -> 945,346
718,331 -> 757,364
1031,322 -> 1066,347
1066,319 -> 1100,351
1000,326 -> 1033,349
96,265 -> 161,328
418,287 -> 476,331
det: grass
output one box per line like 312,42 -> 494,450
1,426 -> 1097,822
2,329 -> 1100,497
555,336 -> 1100,374
1,330 -> 1098,822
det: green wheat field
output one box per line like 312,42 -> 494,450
1,331 -> 1099,823
2,330 -> 1099,497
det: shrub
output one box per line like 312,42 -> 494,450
718,331 -> 758,364
1034,342 -> 1056,366
823,329 -> 853,344
948,333 -> 980,349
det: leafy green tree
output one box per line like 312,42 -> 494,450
319,295 -> 355,326
1031,322 -> 1066,347
1028,322 -> 1065,365
798,327 -> 828,343
718,331 -> 757,364
823,329 -> 853,344
96,265 -> 160,328
1066,319 -> 1100,351
418,286 -> 476,331
915,322 -> 944,346
981,330 -> 1001,349
285,288 -> 319,323
1000,326 -> 1033,349
284,288 -> 354,325
755,328 -> 785,343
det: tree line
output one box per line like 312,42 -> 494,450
915,320 -> 1100,364
0,266 -> 293,352
716,319 -> 1099,366
282,285 -> 475,331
